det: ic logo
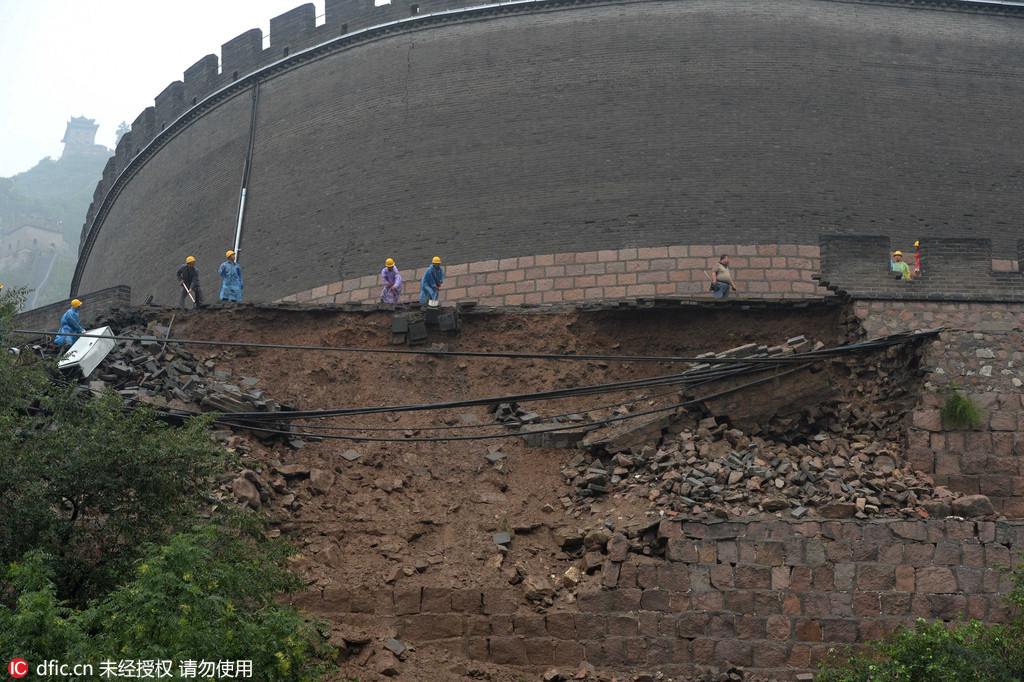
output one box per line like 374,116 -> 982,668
7,659 -> 28,679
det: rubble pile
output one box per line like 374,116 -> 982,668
562,416 -> 972,520
43,318 -> 294,433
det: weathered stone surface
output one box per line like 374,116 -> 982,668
952,495 -> 994,518
309,468 -> 335,494
231,476 -> 260,510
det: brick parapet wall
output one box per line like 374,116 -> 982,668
10,285 -> 131,340
853,301 -> 1024,516
302,518 -> 1023,679
279,244 -> 829,306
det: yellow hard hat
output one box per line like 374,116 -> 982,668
71,299 -> 82,308
186,255 -> 196,264
385,257 -> 395,267
432,256 -> 442,265
892,250 -> 903,257
913,240 -> 920,248
226,250 -> 235,258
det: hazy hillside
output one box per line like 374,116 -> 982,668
0,126 -> 109,308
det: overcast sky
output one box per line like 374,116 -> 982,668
0,0 -> 326,177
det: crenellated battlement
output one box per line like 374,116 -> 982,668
817,235 -> 1024,302
76,0 -> 508,261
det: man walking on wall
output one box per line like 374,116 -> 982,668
710,254 -> 736,298
420,256 -> 445,305
177,256 -> 204,309
219,250 -> 244,302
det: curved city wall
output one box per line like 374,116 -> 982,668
72,0 -> 1024,305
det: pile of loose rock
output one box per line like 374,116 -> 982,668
39,317 -> 296,439
561,415 -> 987,520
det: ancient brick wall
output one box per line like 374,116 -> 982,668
10,285 -> 131,340
74,0 -> 1024,304
819,236 -> 1024,302
280,244 -> 827,305
298,518 -> 1024,679
854,301 -> 1024,516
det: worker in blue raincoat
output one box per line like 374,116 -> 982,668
419,256 -> 445,305
219,249 -> 244,302
54,299 -> 84,346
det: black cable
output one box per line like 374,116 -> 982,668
259,383 -> 689,433
203,364 -> 812,443
13,327 -> 938,366
196,330 -> 934,422
176,359 -> 797,422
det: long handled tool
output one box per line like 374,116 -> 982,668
181,281 -> 196,303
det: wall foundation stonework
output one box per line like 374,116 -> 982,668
298,518 -> 1024,679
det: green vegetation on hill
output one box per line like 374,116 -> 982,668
0,287 -> 332,680
0,150 -> 108,307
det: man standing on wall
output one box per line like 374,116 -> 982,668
710,254 -> 736,298
177,256 -> 204,309
380,258 -> 403,304
420,256 -> 445,305
219,250 -> 244,303
890,251 -> 911,281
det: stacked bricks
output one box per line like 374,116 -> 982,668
280,244 -> 827,306
298,519 -> 1024,679
853,301 -> 1024,517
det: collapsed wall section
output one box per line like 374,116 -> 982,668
852,301 -> 1024,516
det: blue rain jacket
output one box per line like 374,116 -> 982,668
419,264 -> 445,304
219,260 -> 244,302
54,307 -> 84,346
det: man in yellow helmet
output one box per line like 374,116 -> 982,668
219,250 -> 244,303
380,257 -> 403,304
54,299 -> 85,346
176,255 -> 204,308
890,251 -> 911,281
420,256 -> 445,305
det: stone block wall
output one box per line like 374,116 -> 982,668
819,236 -> 1024,302
279,244 -> 827,306
10,285 -> 131,341
304,519 -> 1023,679
854,301 -> 1024,515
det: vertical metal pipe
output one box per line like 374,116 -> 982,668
233,83 -> 261,262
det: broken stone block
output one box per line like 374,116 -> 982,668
606,532 -> 630,562
383,638 -> 407,658
274,464 -> 311,478
951,494 -> 994,518
231,476 -> 261,510
523,574 -> 555,601
309,468 -> 335,494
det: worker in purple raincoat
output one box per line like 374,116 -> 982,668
380,258 -> 403,304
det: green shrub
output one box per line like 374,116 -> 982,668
820,567 -> 1024,682
0,525 -> 332,681
818,619 -> 1024,682
940,387 -> 982,430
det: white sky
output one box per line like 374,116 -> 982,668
0,0 -> 326,177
